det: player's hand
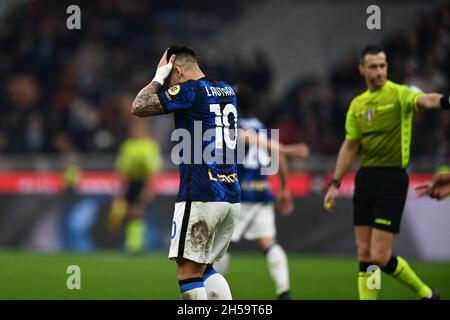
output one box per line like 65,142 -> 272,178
323,185 -> 338,212
152,49 -> 176,85
276,189 -> 294,216
416,173 -> 450,200
431,173 -> 450,200
281,143 -> 310,159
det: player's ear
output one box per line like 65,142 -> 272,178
358,64 -> 365,77
174,66 -> 183,78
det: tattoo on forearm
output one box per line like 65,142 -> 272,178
132,81 -> 166,116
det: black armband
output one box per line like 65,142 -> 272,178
440,95 -> 450,110
328,178 -> 341,189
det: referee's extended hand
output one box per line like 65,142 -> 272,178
323,185 -> 338,212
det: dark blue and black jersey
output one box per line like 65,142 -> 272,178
238,117 -> 273,203
158,78 -> 240,203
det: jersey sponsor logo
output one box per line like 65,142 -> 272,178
241,180 -> 270,191
208,169 -> 238,183
168,84 -> 181,96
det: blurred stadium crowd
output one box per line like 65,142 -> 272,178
0,0 -> 449,161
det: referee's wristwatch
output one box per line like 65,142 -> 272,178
328,178 -> 341,189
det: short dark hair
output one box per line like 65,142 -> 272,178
167,45 -> 197,63
360,45 -> 385,64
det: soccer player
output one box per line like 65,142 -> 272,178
108,119 -> 161,254
323,45 -> 449,300
131,46 -> 240,300
214,84 -> 310,300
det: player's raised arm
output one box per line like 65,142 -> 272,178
237,128 -> 275,150
131,82 -> 165,117
131,50 -> 176,117
280,143 -> 310,159
238,128 -> 309,159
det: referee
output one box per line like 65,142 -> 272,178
324,45 -> 449,300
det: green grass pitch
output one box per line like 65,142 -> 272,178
0,251 -> 449,300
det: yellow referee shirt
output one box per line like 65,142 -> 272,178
345,80 -> 424,168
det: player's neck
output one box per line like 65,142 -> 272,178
185,70 -> 205,81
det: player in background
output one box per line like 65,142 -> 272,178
108,119 -> 162,254
62,152 -> 81,195
131,46 -> 240,300
214,84 -> 310,300
324,45 -> 449,300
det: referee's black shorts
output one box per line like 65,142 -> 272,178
125,180 -> 146,204
353,167 -> 409,234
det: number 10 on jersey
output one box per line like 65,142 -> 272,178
210,103 -> 238,149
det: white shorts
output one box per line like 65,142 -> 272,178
231,202 -> 276,242
169,201 -> 241,264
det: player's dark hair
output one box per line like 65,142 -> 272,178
360,45 -> 385,64
167,45 -> 197,63
235,83 -> 256,116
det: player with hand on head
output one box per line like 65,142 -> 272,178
132,46 -> 241,300
324,45 -> 449,300
214,84 -> 310,300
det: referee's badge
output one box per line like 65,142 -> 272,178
168,84 -> 181,96
366,109 -> 374,123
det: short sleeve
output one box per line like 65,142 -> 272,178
157,81 -> 196,113
398,84 -> 425,113
345,103 -> 361,140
